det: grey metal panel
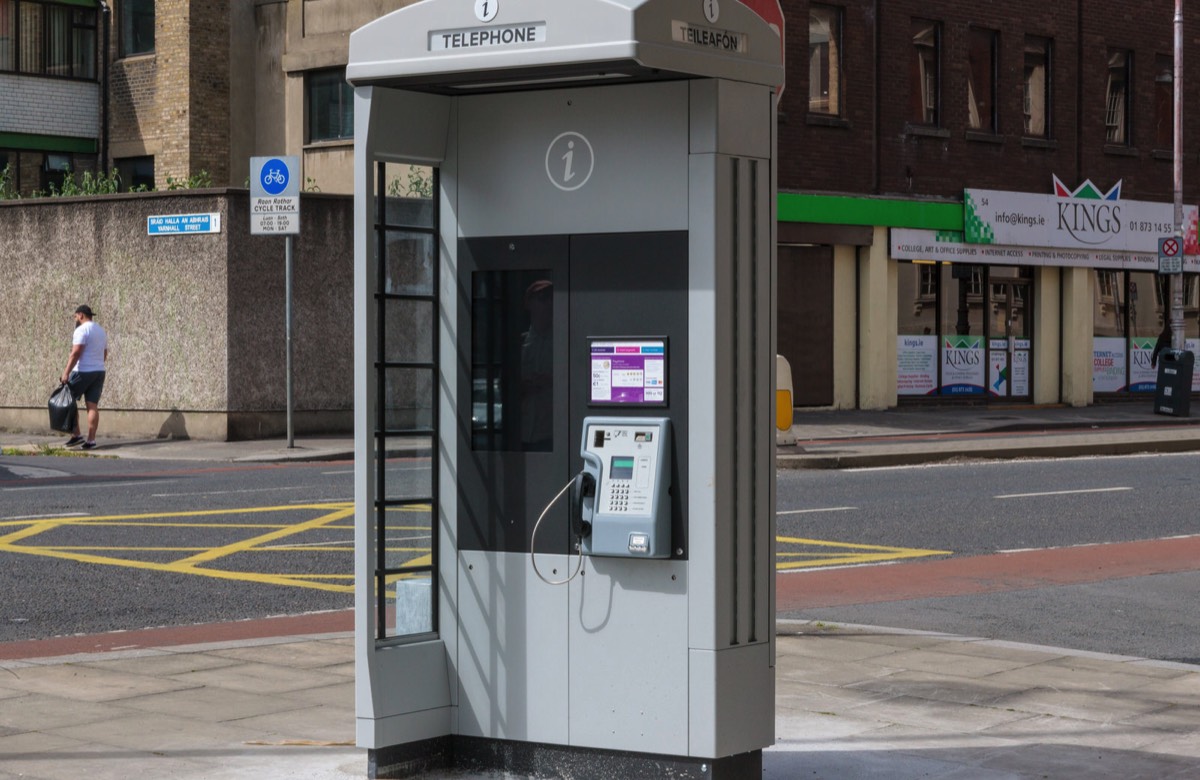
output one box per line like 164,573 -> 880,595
689,79 -> 773,158
568,556 -> 689,754
456,550 -> 570,744
686,153 -> 722,652
356,88 -> 458,740
687,645 -> 774,757
457,82 -> 689,237
347,0 -> 783,91
354,87 -> 380,726
365,87 -> 451,163
357,707 -> 453,752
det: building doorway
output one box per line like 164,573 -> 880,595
986,274 -> 1032,401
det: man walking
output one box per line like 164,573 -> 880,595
61,305 -> 108,449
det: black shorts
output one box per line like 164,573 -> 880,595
68,371 -> 106,405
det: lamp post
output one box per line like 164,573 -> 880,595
1172,0 -> 1185,349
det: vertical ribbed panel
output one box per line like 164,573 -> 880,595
723,155 -> 770,649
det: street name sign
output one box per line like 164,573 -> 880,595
147,213 -> 221,235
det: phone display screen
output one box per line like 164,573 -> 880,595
589,338 -> 667,406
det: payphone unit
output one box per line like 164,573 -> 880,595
579,416 -> 671,558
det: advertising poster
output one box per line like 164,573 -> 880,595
1129,337 -> 1158,392
1012,347 -> 1030,397
1189,339 -> 1200,392
941,335 -> 984,395
1093,337 -> 1127,392
988,340 -> 1008,396
897,335 -> 938,395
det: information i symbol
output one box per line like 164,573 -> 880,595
561,142 -> 576,183
545,132 -> 594,192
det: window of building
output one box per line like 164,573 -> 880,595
0,0 -> 13,71
1023,36 -> 1051,137
116,155 -> 154,191
307,68 -> 354,143
967,27 -> 998,133
41,152 -> 70,192
1106,49 -> 1132,145
808,5 -> 842,116
0,0 -> 95,78
120,0 -> 153,57
1155,54 -> 1173,150
910,20 -> 940,126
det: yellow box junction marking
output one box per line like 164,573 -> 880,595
776,536 -> 951,570
0,504 -> 947,586
0,503 -> 430,593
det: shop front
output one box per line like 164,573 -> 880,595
778,179 -> 1199,410
893,179 -> 1200,407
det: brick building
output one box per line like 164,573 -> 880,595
781,0 -> 1200,409
4,0 -> 1199,411
0,0 -> 412,195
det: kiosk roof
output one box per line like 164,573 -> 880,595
348,0 -> 783,94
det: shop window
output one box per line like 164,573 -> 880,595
1023,36 -> 1051,138
1155,54 -> 1173,150
307,68 -> 354,143
1106,49 -> 1131,145
120,0 -> 153,57
910,20 -> 940,126
967,27 -> 998,133
115,155 -> 154,191
808,5 -> 842,116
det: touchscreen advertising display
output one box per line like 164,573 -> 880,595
589,339 -> 667,406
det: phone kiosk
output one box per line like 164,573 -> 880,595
349,2 -> 781,777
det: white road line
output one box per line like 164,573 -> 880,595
994,487 -> 1133,499
778,506 -> 858,515
151,486 -> 310,498
3,480 -> 180,492
1,512 -> 89,521
288,497 -> 353,504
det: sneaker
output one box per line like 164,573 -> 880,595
65,435 -> 85,447
81,441 -> 97,450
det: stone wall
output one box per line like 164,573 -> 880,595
0,190 -> 353,440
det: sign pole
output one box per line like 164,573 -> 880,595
285,234 -> 295,448
1173,0 -> 1185,350
249,155 -> 302,447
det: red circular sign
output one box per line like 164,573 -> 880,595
1163,238 -> 1181,257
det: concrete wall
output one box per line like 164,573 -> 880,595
0,190 -> 354,440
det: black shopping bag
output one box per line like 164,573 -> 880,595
48,383 -> 78,433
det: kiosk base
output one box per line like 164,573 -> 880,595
369,737 -> 763,780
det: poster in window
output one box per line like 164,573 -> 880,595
1189,339 -> 1200,392
940,335 -> 984,395
1129,337 -> 1158,392
1093,337 -> 1127,392
897,335 -> 938,395
988,341 -> 1008,396
1012,347 -> 1030,397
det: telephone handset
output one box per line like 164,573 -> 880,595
578,417 -> 671,558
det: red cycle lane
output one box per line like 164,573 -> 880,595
778,534 -> 1200,611
8,535 -> 1200,661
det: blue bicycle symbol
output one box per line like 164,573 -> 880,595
260,159 -> 289,195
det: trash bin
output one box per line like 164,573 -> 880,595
1154,349 -> 1194,417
